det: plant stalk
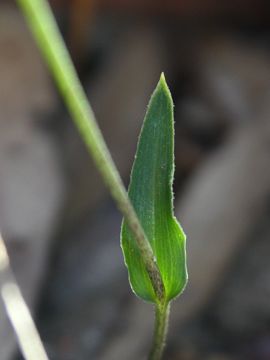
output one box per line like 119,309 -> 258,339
149,302 -> 170,360
17,0 -> 165,301
0,233 -> 49,360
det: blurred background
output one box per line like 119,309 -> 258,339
1,0 -> 270,359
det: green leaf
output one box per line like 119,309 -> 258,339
121,73 -> 187,303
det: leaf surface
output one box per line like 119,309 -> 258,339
121,74 -> 187,303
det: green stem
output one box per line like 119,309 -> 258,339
17,0 -> 165,302
149,302 -> 170,360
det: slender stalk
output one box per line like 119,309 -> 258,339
0,233 -> 49,360
16,0 -> 165,302
149,302 -> 170,360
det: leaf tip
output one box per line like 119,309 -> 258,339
160,71 -> 165,81
158,72 -> 167,88
157,72 -> 172,103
